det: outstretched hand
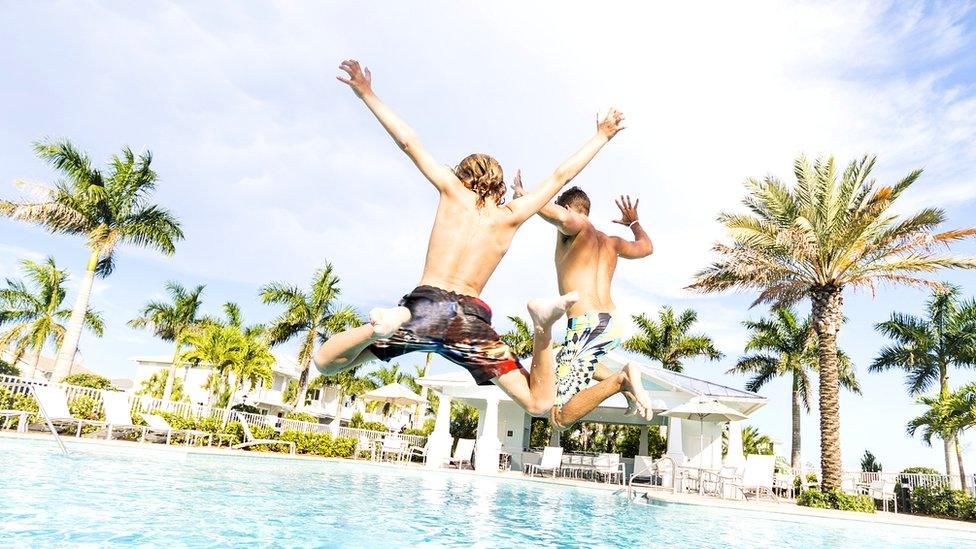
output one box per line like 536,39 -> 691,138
597,108 -> 626,139
612,195 -> 640,226
337,59 -> 373,98
510,169 -> 525,199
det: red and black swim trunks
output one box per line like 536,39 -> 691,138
368,285 -> 525,385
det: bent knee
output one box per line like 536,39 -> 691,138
525,401 -> 553,417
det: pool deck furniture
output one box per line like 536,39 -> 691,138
141,413 -> 213,446
524,446 -> 563,478
378,435 -> 409,462
446,438 -> 475,469
0,410 -> 30,433
32,385 -> 110,437
100,391 -> 151,441
233,411 -> 296,454
593,453 -> 626,484
728,454 -> 778,502
407,438 -> 433,464
868,479 -> 898,513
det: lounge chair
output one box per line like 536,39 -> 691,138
142,413 -> 213,446
524,446 -> 563,477
0,409 -> 30,433
729,454 -> 778,501
32,385 -> 107,437
593,453 -> 626,484
445,438 -> 476,469
868,479 -> 897,513
233,411 -> 295,454
628,455 -> 659,496
100,392 -> 150,441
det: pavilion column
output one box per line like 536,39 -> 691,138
426,393 -> 453,469
665,417 -> 686,464
549,427 -> 561,446
724,420 -> 746,469
475,398 -> 500,473
638,424 -> 649,456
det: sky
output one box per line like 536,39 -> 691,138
1,1 -> 976,473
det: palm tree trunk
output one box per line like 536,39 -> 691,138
331,389 -> 345,431
956,437 -> 968,492
293,330 -> 318,408
413,353 -> 432,429
51,251 -> 98,381
27,351 -> 43,380
810,285 -> 844,491
791,373 -> 802,472
162,342 -> 181,402
946,435 -> 963,490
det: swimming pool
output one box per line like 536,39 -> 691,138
0,438 -> 972,548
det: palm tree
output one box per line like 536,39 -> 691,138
179,323 -> 245,406
871,286 -> 976,489
128,282 -> 205,401
731,307 -> 861,470
318,368 -> 376,429
1,140 -> 183,380
687,155 -> 976,489
500,316 -> 534,359
0,257 -> 103,379
369,363 -> 411,386
623,306 -> 723,372
722,425 -> 774,456
136,370 -> 187,401
907,390 -> 972,490
260,262 -> 361,408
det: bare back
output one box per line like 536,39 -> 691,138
555,221 -> 618,318
418,190 -> 520,297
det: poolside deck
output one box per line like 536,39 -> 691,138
4,430 -> 975,537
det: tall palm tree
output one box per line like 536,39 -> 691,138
500,316 -> 534,359
0,257 -> 103,379
260,262 -> 361,408
180,323 -> 245,406
128,282 -> 205,401
623,306 -> 723,372
871,286 -> 976,488
731,307 -> 860,470
1,140 -> 183,380
687,155 -> 976,489
907,385 -> 975,491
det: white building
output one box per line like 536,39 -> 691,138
130,353 -> 377,424
1,349 -> 132,389
418,353 -> 766,473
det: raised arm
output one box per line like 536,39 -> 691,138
506,109 -> 625,225
337,59 -> 459,193
611,195 -> 653,258
511,170 -> 587,235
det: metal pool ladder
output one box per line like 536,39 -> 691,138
27,384 -> 68,456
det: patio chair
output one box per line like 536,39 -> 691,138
524,446 -> 563,477
379,435 -> 408,462
628,456 -> 659,496
446,438 -> 476,469
233,411 -> 296,454
100,392 -> 150,441
32,385 -> 107,437
594,453 -> 626,485
406,438 -> 432,464
729,454 -> 778,502
0,408 -> 30,433
354,435 -> 375,460
868,479 -> 897,513
840,475 -> 861,495
142,413 -> 213,446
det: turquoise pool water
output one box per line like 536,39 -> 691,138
1,438 -> 973,548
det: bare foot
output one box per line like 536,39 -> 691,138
369,306 -> 410,338
622,363 -> 654,420
527,292 -> 579,332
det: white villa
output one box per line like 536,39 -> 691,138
130,353 -> 407,427
418,353 -> 767,473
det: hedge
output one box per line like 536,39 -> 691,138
284,411 -> 318,423
910,486 -> 976,521
797,489 -> 875,513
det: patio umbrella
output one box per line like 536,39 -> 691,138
662,396 -> 747,467
363,383 -> 425,408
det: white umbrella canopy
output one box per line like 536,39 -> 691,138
363,383 -> 425,408
663,396 -> 748,468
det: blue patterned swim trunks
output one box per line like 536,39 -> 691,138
553,312 -> 622,408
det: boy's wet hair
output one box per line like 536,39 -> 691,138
454,153 -> 505,207
555,186 -> 590,215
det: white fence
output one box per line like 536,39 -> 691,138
0,374 -> 426,447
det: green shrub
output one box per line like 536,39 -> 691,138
797,489 -> 875,513
279,430 -> 357,457
402,419 -> 435,437
901,466 -> 939,475
284,411 -> 318,423
62,373 -> 117,391
910,486 -> 976,521
230,403 -> 261,415
0,360 -> 21,377
349,412 -> 387,432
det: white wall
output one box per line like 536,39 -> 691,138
680,418 -> 724,469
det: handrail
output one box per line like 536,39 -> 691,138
28,384 -> 68,456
